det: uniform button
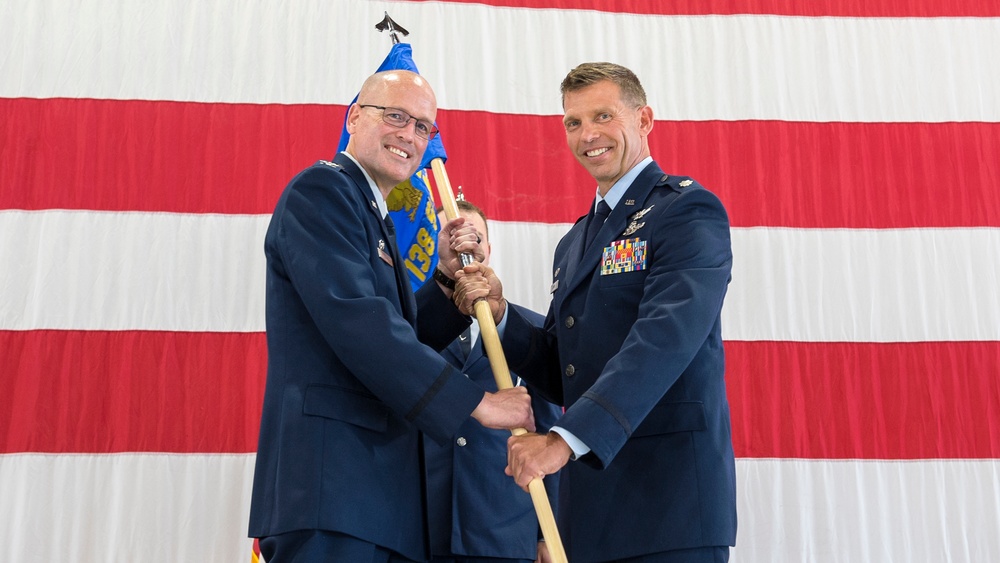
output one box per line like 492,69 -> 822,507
456,437 -> 467,447
564,316 -> 575,328
565,364 -> 575,377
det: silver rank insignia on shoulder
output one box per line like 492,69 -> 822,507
679,179 -> 693,187
318,160 -> 341,169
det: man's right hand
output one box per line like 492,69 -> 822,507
506,432 -> 572,491
437,216 -> 485,277
453,262 -> 506,324
471,387 -> 535,432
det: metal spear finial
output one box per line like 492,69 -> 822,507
375,12 -> 409,44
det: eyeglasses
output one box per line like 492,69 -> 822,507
358,105 -> 439,140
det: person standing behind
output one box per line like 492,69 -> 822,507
454,62 -> 737,562
424,200 -> 562,563
249,70 -> 535,563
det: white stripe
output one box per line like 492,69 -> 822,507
726,227 -> 1000,342
0,453 -> 256,563
0,210 -> 268,332
3,211 -> 999,341
2,0 -> 998,122
733,459 -> 1000,563
1,454 -> 995,563
488,220 -> 570,318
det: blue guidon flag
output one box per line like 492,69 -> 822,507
337,42 -> 444,290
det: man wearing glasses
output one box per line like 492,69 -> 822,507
249,70 -> 536,563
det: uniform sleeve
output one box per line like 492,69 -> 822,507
502,304 -> 565,405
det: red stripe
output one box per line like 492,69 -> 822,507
3,98 -> 998,228
2,331 -> 997,458
425,0 -> 1000,17
726,341 -> 1000,459
0,98 -> 340,216
448,113 -> 1000,228
0,330 -> 267,454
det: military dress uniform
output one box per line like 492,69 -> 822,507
250,152 -> 489,562
503,160 -> 737,562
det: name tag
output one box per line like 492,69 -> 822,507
378,244 -> 394,267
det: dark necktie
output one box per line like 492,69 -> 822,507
459,327 -> 472,359
383,214 -> 414,320
384,215 -> 397,244
584,199 -> 612,251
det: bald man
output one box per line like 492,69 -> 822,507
249,70 -> 535,563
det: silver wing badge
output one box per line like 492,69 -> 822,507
622,205 -> 654,235
622,221 -> 645,236
630,205 -> 654,222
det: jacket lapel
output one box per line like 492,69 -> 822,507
466,336 -> 486,368
334,153 -> 417,324
464,339 -> 498,387
559,214 -> 588,295
441,338 -> 466,368
562,162 -> 665,299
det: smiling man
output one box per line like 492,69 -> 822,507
248,70 -> 536,563
454,62 -> 738,562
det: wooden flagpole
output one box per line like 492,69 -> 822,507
430,157 -> 568,563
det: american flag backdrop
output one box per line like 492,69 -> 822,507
2,0 -> 999,561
